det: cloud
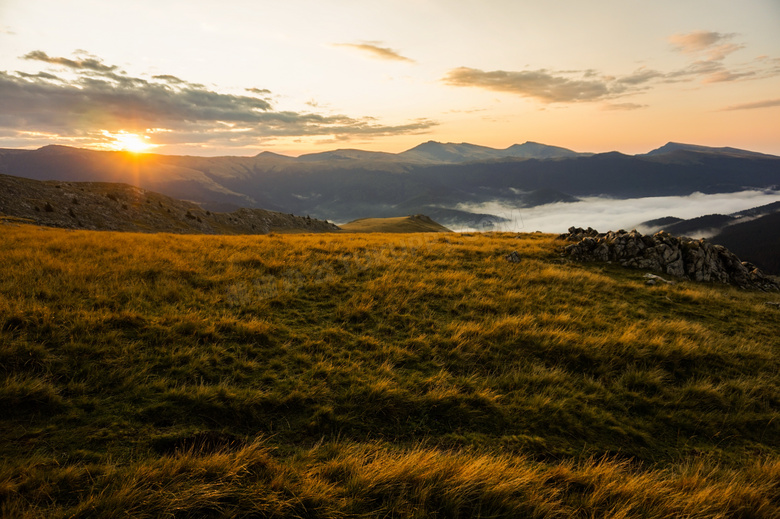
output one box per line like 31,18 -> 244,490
442,67 -> 621,103
670,31 -> 733,53
333,42 -> 415,63
0,51 -> 435,149
153,74 -> 187,84
615,67 -> 664,86
456,191 -> 780,234
601,102 -> 647,111
721,98 -> 780,111
669,31 -> 744,63
22,50 -> 119,73
444,29 -> 777,104
702,70 -> 757,83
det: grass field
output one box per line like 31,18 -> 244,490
1,223 -> 779,517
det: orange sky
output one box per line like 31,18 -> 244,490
1,0 -> 779,156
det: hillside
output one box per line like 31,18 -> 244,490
2,141 -> 778,228
0,173 -> 339,234
1,225 -> 779,517
711,211 -> 780,275
339,214 -> 452,233
638,201 -> 780,274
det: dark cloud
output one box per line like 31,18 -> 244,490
334,42 -> 415,63
0,51 -> 436,148
152,74 -> 186,84
22,50 -> 119,73
16,71 -> 61,81
721,98 -> 780,111
442,67 -> 623,103
246,87 -> 272,95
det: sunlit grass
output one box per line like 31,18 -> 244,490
1,224 -> 779,517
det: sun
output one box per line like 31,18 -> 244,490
106,131 -> 156,153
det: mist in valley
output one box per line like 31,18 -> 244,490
454,189 -> 780,235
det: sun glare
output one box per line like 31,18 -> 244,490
106,131 -> 156,153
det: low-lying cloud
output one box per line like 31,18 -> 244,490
455,190 -> 780,235
0,50 -> 434,150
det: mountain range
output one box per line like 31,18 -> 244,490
1,141 -> 778,230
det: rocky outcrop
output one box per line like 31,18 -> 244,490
559,227 -> 779,291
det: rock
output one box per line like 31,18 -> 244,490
644,273 -> 675,285
505,251 -> 521,263
558,227 -> 779,291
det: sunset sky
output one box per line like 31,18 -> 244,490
1,0 -> 779,156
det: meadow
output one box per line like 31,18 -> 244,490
1,222 -> 779,517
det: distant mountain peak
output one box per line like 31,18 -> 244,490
399,141 -> 501,163
254,151 -> 294,159
504,141 -> 580,159
399,140 -> 582,163
644,142 -> 778,159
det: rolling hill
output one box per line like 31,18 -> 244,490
339,214 -> 452,233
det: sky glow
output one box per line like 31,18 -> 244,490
1,0 -> 778,156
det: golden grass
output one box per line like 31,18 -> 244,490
339,215 -> 452,233
2,439 -> 778,518
1,224 -> 779,517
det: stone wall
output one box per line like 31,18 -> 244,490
559,227 -> 779,291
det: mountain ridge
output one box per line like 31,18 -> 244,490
2,141 -> 778,229
643,142 -> 779,159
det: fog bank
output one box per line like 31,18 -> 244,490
455,190 -> 780,234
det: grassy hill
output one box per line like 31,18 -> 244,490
339,214 -> 452,233
0,173 -> 339,234
1,223 -> 779,517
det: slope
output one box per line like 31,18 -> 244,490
0,173 -> 339,234
339,214 -> 452,233
711,211 -> 780,274
1,226 -> 779,517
